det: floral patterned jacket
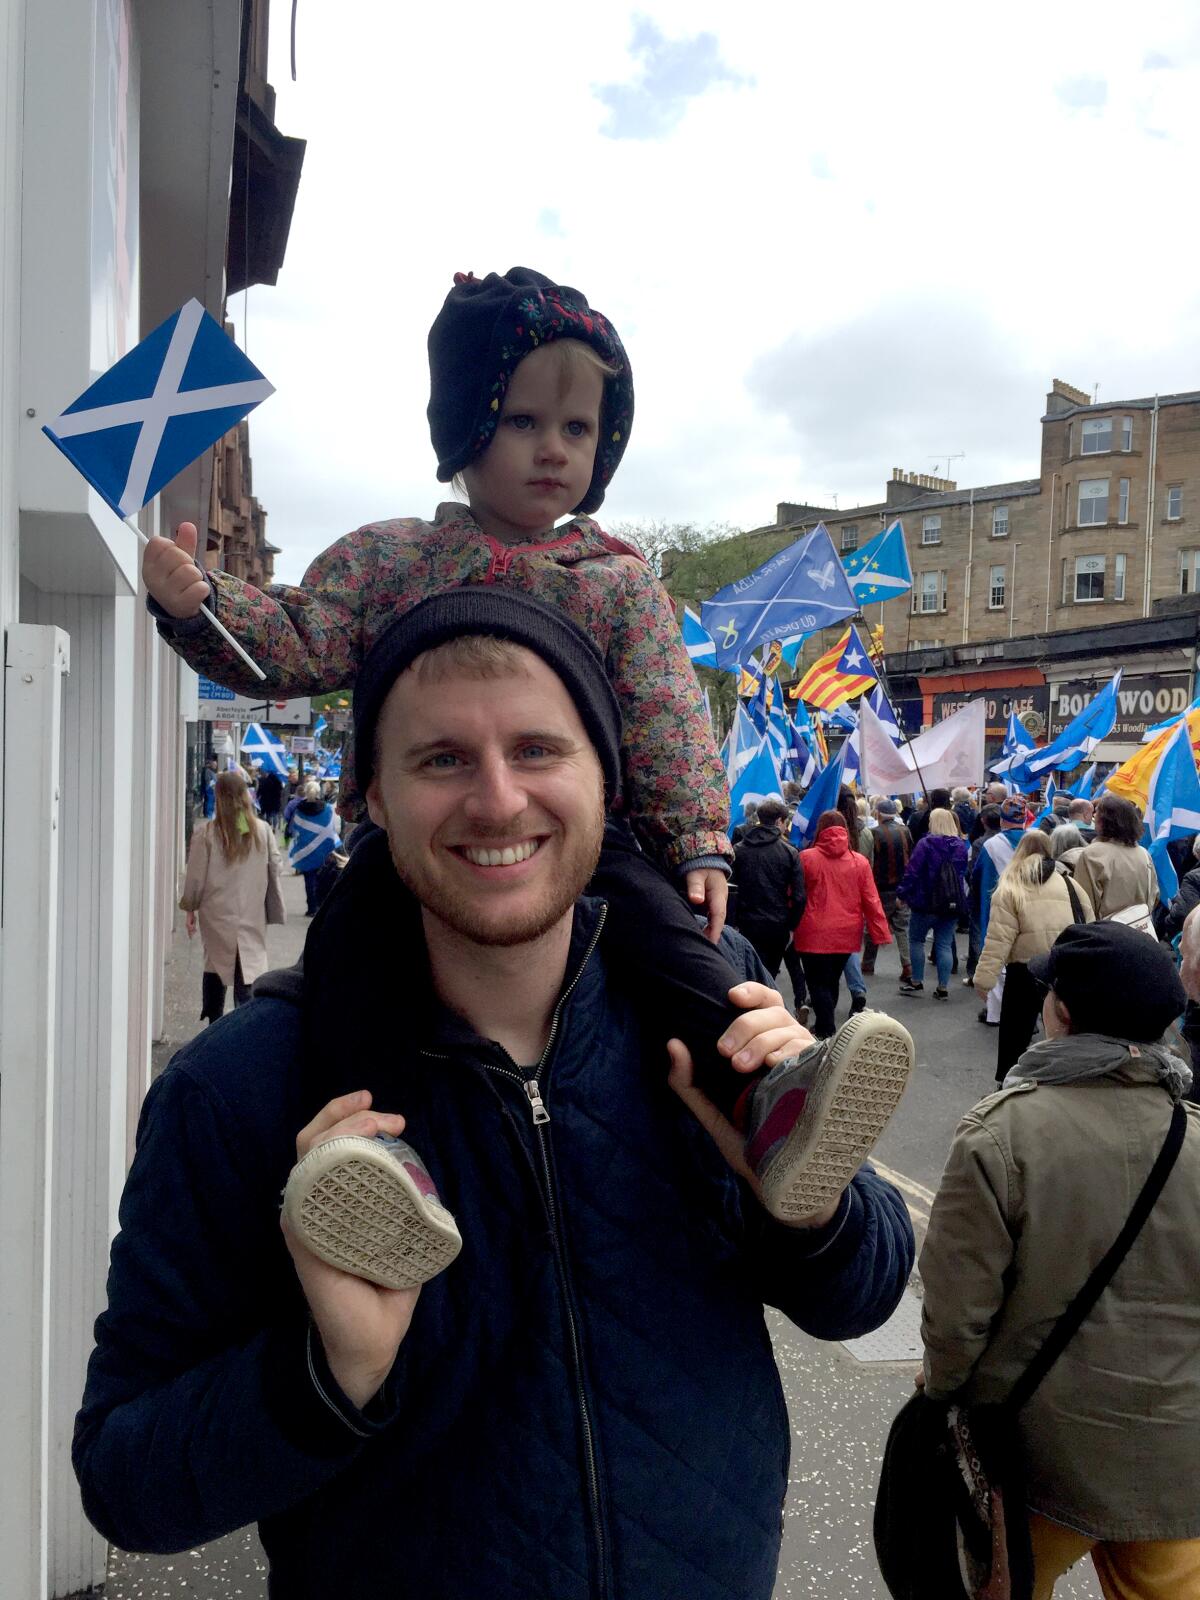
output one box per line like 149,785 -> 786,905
155,502 -> 731,869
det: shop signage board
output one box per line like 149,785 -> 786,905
290,736 -> 315,754
1050,673 -> 1191,741
931,687 -> 1050,740
196,678 -> 311,726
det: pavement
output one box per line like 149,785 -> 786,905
107,911 -> 1102,1599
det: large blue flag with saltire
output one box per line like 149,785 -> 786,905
1143,722 -> 1200,901
701,523 -> 859,670
42,298 -> 274,518
790,745 -> 845,845
992,672 -> 1122,784
840,519 -> 913,606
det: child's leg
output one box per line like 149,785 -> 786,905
588,824 -> 757,1117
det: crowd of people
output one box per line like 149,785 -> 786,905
71,264 -> 1200,1599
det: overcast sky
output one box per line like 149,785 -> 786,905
244,2 -> 1200,584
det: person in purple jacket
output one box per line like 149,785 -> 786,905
895,808 -> 969,1000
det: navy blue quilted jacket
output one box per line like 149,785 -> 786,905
75,896 -> 912,1599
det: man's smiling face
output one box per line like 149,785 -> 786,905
366,641 -> 606,947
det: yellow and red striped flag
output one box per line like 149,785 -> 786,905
793,624 -> 879,711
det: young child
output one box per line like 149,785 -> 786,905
145,267 -> 912,1281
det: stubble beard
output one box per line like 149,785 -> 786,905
381,803 -> 606,949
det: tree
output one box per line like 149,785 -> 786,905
606,519 -> 739,579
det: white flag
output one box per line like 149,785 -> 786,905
858,697 -> 986,796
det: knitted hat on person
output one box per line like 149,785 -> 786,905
1027,922 -> 1186,1042
353,588 -> 623,803
1000,797 -> 1027,824
427,267 -> 634,514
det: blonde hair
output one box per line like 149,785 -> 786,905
927,807 -> 961,837
212,769 -> 261,862
996,830 -> 1052,913
410,634 -> 533,684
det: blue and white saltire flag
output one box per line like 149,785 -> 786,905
1143,723 -> 1200,901
779,631 -> 812,671
1068,764 -> 1097,800
313,714 -> 328,738
840,519 -> 914,606
702,523 -> 859,670
1000,709 -> 1036,762
682,607 -> 719,669
729,736 -> 784,828
241,722 -> 290,778
866,684 -> 904,747
723,704 -> 762,782
992,672 -> 1123,784
790,746 -> 846,846
825,702 -> 860,734
1142,693 -> 1200,744
795,727 -> 822,788
289,805 -> 342,873
43,298 -> 274,518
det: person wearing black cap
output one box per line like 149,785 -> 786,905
76,595 -> 914,1600
920,921 -> 1200,1597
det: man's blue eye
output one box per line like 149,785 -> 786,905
427,752 -> 460,769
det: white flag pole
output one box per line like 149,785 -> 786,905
125,515 -> 266,681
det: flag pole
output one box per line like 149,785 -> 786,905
125,515 -> 267,681
863,613 -> 932,800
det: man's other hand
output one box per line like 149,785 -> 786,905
142,521 -> 210,619
281,1090 -> 421,1410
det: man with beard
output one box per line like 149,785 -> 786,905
76,592 -> 912,1600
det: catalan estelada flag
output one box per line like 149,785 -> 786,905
793,624 -> 879,711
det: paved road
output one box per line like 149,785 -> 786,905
108,908 -> 1101,1598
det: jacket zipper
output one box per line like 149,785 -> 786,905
483,531 -> 584,583
420,909 -> 610,1596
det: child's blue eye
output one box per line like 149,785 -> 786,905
565,420 -> 589,438
507,414 -> 534,431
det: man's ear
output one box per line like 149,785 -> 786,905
1051,992 -> 1072,1033
365,777 -> 384,829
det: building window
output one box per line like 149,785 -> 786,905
1181,550 -> 1200,595
1167,486 -> 1183,521
1081,417 -> 1113,455
1118,478 -> 1130,524
988,565 -> 1006,609
840,523 -> 858,551
1078,478 -> 1109,526
1114,552 -> 1126,601
922,515 -> 942,545
992,505 -> 1009,538
912,571 -> 947,613
1121,415 -> 1133,452
1074,554 -> 1106,602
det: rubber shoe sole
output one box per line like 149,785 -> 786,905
283,1135 -> 462,1290
757,1009 -> 914,1224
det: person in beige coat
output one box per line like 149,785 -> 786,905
975,830 -> 1094,1082
921,922 -> 1200,1599
180,769 -> 286,1021
1071,793 -> 1157,921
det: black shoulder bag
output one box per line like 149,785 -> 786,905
874,1099 -> 1187,1600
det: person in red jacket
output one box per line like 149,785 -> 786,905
794,811 -> 893,1038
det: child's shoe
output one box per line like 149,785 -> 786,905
283,1133 -> 462,1290
743,1010 -> 914,1223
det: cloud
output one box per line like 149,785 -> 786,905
1054,75 -> 1108,110
744,300 -> 1037,503
594,16 -> 748,140
1143,50 -> 1175,70
537,208 -> 566,238
809,151 -> 832,181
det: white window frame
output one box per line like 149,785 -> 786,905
991,505 -> 1009,538
1167,486 -> 1183,521
1078,477 -> 1109,527
1121,415 -> 1133,452
840,523 -> 858,552
912,570 -> 948,614
921,515 -> 942,546
1118,478 -> 1130,525
1074,554 -> 1106,603
988,565 -> 1006,610
1181,549 -> 1200,596
1081,417 -> 1113,455
1114,552 -> 1126,601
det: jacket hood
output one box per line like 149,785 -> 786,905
742,824 -> 786,848
815,827 -> 850,859
923,832 -> 967,862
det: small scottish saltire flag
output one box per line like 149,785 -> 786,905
726,704 -> 762,781
313,714 -> 328,738
779,631 -> 811,671
702,524 -> 859,670
682,607 -> 718,669
994,673 -> 1122,783
729,736 -> 783,828
241,722 -> 290,778
1068,764 -> 1097,799
866,684 -> 904,746
1143,723 -> 1200,900
1000,709 -> 1036,762
790,746 -> 845,845
43,298 -> 274,518
840,520 -> 913,605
